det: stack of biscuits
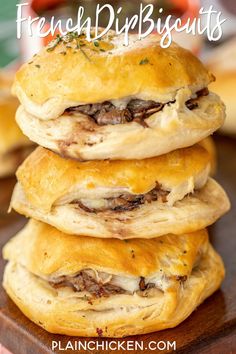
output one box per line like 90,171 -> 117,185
2,31 -> 230,337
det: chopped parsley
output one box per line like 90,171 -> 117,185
139,58 -> 149,65
45,31 -> 113,62
93,41 -> 99,47
76,40 -> 91,62
46,34 -> 62,52
35,64 -> 40,68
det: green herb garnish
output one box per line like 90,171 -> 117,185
76,40 -> 91,62
47,34 -> 62,52
139,58 -> 149,65
35,64 -> 40,68
46,31 -> 103,62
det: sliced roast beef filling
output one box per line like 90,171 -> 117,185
49,270 -> 188,298
49,271 -> 154,297
50,271 -> 126,297
71,183 -> 169,213
65,88 -> 209,126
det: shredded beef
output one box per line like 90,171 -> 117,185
66,99 -> 162,125
49,271 -> 187,298
185,100 -> 198,110
127,100 -> 164,121
65,88 -> 209,126
186,87 -> 209,110
139,277 -> 155,291
139,277 -> 146,291
95,107 -> 132,125
176,275 -> 188,283
49,271 -> 126,298
50,272 -> 156,298
73,183 -> 169,213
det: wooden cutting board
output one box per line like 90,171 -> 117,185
0,135 -> 235,354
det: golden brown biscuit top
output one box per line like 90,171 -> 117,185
16,145 -> 210,212
3,220 -> 208,278
13,31 -> 213,116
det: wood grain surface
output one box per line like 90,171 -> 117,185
0,135 -> 235,354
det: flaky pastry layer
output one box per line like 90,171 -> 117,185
11,178 -> 230,239
15,90 -> 225,160
13,32 -> 213,120
3,243 -> 224,337
14,144 -> 211,213
3,220 -> 209,278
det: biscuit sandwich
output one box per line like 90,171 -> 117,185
10,145 -> 230,239
3,220 -> 224,337
13,30 -> 225,160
